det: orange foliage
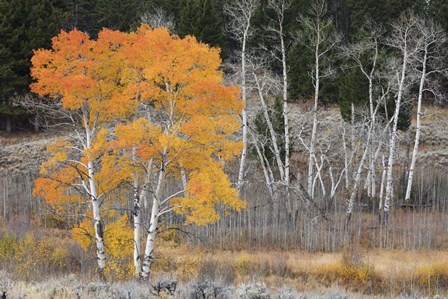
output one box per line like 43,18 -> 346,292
115,25 -> 245,225
31,25 -> 245,256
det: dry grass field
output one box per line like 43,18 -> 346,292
2,240 -> 448,298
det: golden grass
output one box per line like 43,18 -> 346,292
150,241 -> 448,296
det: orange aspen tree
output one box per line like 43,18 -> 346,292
115,25 -> 245,279
30,29 -> 136,280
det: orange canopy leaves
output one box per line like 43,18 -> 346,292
31,24 -> 244,229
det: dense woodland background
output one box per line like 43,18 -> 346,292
2,0 -> 448,131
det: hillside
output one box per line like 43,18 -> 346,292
3,104 -> 447,174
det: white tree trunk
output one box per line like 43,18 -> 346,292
237,30 -> 249,191
308,32 -> 320,197
342,128 -> 350,189
405,50 -> 427,201
345,120 -> 374,228
251,130 -> 274,197
378,153 -> 386,203
88,160 -> 106,280
181,169 -> 188,194
141,166 -> 164,280
384,50 -> 408,225
83,118 -> 106,280
253,71 -> 285,181
132,175 -> 141,277
280,23 -> 290,189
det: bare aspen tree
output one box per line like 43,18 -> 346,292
296,0 -> 341,197
343,96 -> 389,229
14,94 -> 74,131
141,7 -> 175,31
342,22 -> 387,228
296,112 -> 351,200
267,0 -> 291,189
405,18 -> 446,201
383,12 -> 421,225
379,154 -> 386,212
250,128 -> 275,197
349,22 -> 382,199
248,58 -> 285,181
224,0 -> 259,190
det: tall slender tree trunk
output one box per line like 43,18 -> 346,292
308,29 -> 320,197
251,130 -> 274,197
132,175 -> 142,277
345,116 -> 374,229
253,72 -> 284,181
237,31 -> 249,191
405,49 -> 427,201
88,160 -> 106,281
280,24 -> 290,190
384,50 -> 408,226
378,154 -> 386,220
141,162 -> 165,280
84,119 -> 107,280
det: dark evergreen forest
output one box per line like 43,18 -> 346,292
1,0 -> 447,131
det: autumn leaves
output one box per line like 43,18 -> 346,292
30,25 -> 245,279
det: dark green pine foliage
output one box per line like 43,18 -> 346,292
347,0 -> 426,40
177,0 -> 197,36
287,43 -> 314,101
427,0 -> 448,33
287,1 -> 340,103
0,0 -> 62,131
94,0 -> 141,32
177,0 -> 228,57
338,65 -> 369,122
61,0 -> 100,35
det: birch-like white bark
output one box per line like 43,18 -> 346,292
308,34 -> 320,197
268,0 -> 291,189
252,69 -> 285,181
224,0 -> 259,191
404,19 -> 445,201
405,59 -> 425,201
83,113 -> 106,280
141,163 -> 165,279
132,174 -> 141,277
250,129 -> 274,197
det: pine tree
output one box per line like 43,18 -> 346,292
0,0 -> 62,131
177,0 -> 198,37
61,0 -> 99,35
95,0 -> 140,32
177,0 -> 228,56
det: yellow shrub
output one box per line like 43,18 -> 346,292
105,257 -> 134,281
415,262 -> 448,289
233,252 -> 261,276
0,232 -> 16,259
51,247 -> 68,269
176,255 -> 204,281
